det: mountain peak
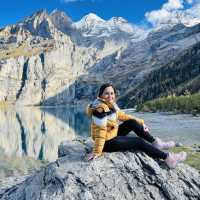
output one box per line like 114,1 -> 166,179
29,9 -> 49,21
50,9 -> 60,15
50,9 -> 72,33
34,9 -> 48,16
50,9 -> 71,20
83,13 -> 105,23
73,12 -> 105,31
22,9 -> 50,26
16,9 -> 55,38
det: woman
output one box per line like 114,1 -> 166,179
86,83 -> 187,168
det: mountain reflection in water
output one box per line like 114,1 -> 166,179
0,107 -> 200,163
0,106 -> 90,162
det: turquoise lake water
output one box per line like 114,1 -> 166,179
0,106 -> 200,162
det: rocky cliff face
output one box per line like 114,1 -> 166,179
0,138 -> 199,200
0,10 -> 130,105
1,10 -> 200,106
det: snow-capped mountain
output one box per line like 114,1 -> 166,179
74,13 -> 105,30
0,10 -> 146,49
73,13 -> 147,41
0,9 -> 200,106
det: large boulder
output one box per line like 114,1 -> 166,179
0,137 -> 199,200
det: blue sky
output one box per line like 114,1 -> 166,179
0,0 -> 198,28
0,0 -> 166,27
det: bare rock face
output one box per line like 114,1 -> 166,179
1,10 -> 200,106
0,138 -> 199,200
0,10 -> 129,105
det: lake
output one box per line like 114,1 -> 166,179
0,106 -> 200,163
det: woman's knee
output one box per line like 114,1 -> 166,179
125,119 -> 143,131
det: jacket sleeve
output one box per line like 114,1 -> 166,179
117,110 -> 144,125
93,125 -> 107,156
92,107 -> 108,156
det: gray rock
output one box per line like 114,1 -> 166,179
175,142 -> 183,147
0,137 -> 200,200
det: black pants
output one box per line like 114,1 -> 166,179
103,119 -> 168,160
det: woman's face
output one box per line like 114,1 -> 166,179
100,86 -> 116,103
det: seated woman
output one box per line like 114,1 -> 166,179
86,83 -> 187,168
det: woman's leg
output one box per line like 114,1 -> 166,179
117,119 -> 155,143
103,136 -> 167,160
103,136 -> 187,168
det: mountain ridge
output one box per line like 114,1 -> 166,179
0,9 -> 200,107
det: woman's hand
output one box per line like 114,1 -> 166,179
86,153 -> 99,161
143,124 -> 150,133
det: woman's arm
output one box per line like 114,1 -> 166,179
92,107 -> 107,156
93,125 -> 107,156
117,110 -> 144,125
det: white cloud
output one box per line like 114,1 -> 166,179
145,0 -> 200,27
163,0 -> 184,11
145,9 -> 171,27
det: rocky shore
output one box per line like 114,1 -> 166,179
0,137 -> 200,200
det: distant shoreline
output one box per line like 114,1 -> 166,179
136,92 -> 200,115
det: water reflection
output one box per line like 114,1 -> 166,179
0,106 -> 90,162
41,106 -> 90,138
0,106 -> 200,163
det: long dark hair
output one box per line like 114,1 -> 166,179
98,83 -> 117,98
